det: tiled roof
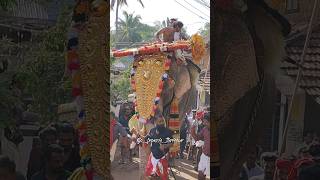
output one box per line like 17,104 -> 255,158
281,23 -> 320,104
0,0 -> 74,31
7,0 -> 74,21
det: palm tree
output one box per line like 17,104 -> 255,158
110,0 -> 144,40
154,20 -> 167,30
118,11 -> 142,42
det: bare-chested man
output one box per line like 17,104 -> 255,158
155,21 -> 187,43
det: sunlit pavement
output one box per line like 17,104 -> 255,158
111,153 -> 210,180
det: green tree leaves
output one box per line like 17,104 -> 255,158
14,5 -> 73,124
0,0 -> 16,11
198,22 -> 210,38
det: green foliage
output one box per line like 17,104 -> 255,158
199,22 -> 210,38
0,37 -> 22,127
137,23 -> 157,42
111,0 -> 144,9
15,5 -> 73,124
0,0 -> 16,11
111,70 -> 131,102
153,20 -> 167,30
118,11 -> 142,42
0,72 -> 19,127
116,11 -> 161,45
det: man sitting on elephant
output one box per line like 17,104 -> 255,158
155,21 -> 188,65
155,21 -> 187,43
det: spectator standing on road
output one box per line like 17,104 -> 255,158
31,144 -> 71,180
239,147 -> 264,180
250,152 -> 278,180
27,126 -> 57,179
57,123 -> 81,172
191,112 -> 210,180
0,155 -> 25,180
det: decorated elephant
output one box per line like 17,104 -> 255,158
129,47 -> 206,179
213,1 -> 291,179
159,56 -> 201,126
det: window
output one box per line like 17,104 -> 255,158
286,0 -> 299,13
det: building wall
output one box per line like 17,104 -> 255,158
304,94 -> 320,135
265,0 -> 320,24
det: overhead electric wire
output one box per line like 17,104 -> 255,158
193,0 -> 210,9
174,0 -> 209,21
199,0 -> 210,7
199,0 -> 210,8
182,0 -> 210,18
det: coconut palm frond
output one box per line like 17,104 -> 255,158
137,0 -> 144,8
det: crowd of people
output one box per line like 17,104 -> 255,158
1,122 -> 81,180
239,132 -> 320,180
0,102 -> 211,180
110,104 -> 211,180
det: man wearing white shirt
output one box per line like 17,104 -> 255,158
239,148 -> 263,180
249,152 -> 278,180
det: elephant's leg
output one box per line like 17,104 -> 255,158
218,88 -> 258,180
159,79 -> 175,120
178,86 -> 198,128
186,59 -> 201,87
218,74 -> 276,180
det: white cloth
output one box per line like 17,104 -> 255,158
174,32 -> 180,41
173,32 -> 187,65
196,140 -> 204,147
110,139 -> 118,162
191,138 -> 196,146
151,153 -> 166,174
115,104 -> 121,118
0,129 -> 27,175
130,134 -> 137,149
198,153 -> 210,176
242,163 -> 264,179
192,119 -> 200,133
249,174 -> 264,180
187,115 -> 193,122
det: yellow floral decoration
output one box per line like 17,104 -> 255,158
190,34 -> 206,64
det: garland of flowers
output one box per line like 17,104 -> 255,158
66,0 -> 93,179
111,34 -> 206,65
190,34 -> 206,64
111,42 -> 190,58
130,55 -> 171,124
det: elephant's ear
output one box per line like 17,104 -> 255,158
255,0 -> 291,36
252,5 -> 286,78
186,59 -> 201,74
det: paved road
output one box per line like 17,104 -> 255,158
111,153 -> 210,180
